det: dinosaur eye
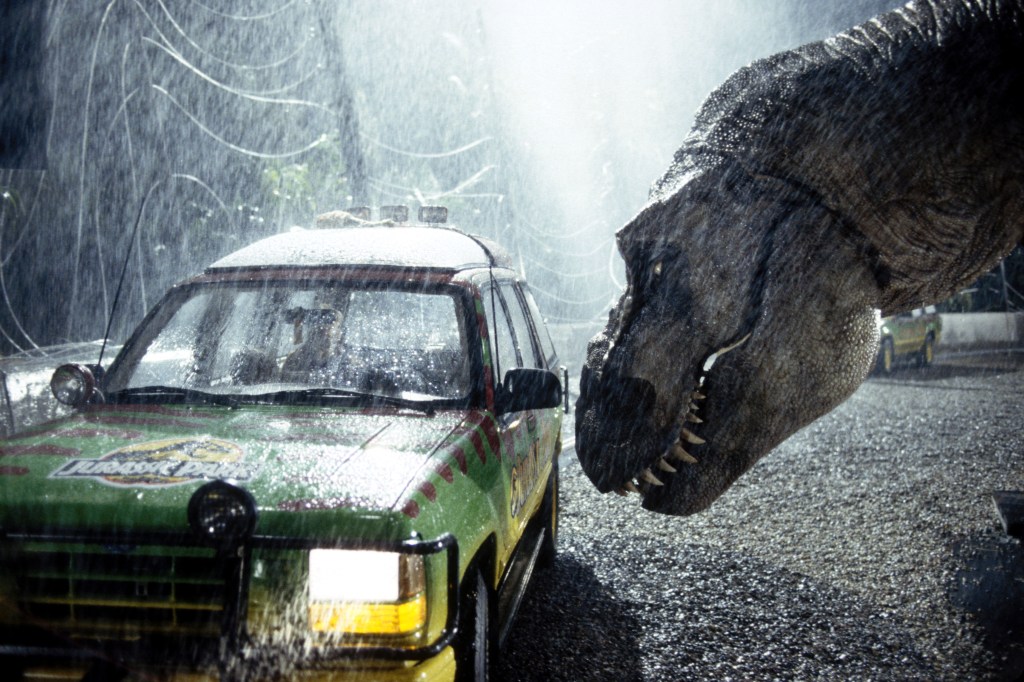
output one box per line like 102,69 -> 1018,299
652,261 -> 663,277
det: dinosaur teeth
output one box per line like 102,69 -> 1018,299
671,442 -> 698,464
681,428 -> 706,445
639,468 -> 664,486
613,377 -> 711,498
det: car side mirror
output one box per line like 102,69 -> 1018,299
498,367 -> 562,414
561,365 -> 570,413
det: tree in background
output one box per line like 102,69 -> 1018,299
942,247 -> 1024,313
0,1 -> 366,354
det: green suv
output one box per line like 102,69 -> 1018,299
876,306 -> 942,374
0,207 -> 565,681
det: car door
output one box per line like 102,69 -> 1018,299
478,279 -> 540,555
495,281 -> 560,540
902,308 -> 928,355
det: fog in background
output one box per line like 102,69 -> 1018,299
0,0 -> 900,365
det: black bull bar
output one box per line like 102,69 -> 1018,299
0,525 -> 460,681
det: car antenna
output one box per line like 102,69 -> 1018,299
97,175 -> 194,368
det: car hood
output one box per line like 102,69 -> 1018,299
0,404 -> 481,537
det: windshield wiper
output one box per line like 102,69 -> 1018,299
106,386 -> 240,408
252,388 -> 440,414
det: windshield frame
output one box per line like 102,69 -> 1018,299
101,268 -> 485,410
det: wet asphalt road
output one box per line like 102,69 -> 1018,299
499,350 -> 1024,681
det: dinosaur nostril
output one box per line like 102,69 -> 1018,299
600,373 -> 656,418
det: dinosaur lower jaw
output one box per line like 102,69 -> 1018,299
605,334 -> 751,501
610,380 -> 706,495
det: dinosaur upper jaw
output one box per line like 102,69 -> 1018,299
575,328 -> 761,516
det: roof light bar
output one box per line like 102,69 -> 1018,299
380,205 -> 409,223
315,205 -> 449,228
418,206 -> 448,224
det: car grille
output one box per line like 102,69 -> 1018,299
9,545 -> 228,638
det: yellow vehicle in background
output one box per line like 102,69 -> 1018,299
876,306 -> 942,374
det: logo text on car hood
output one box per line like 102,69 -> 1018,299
49,437 -> 250,487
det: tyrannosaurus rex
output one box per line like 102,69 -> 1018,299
575,0 -> 1024,515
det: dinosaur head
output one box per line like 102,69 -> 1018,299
575,167 -> 882,515
575,0 -> 1024,516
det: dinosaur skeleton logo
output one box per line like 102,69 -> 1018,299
49,438 -> 250,488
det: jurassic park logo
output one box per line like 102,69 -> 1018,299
49,438 -> 250,488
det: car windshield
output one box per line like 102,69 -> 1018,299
104,279 -> 473,405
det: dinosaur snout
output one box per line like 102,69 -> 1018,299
576,362 -> 665,493
586,368 -> 656,443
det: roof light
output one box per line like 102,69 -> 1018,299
379,205 -> 409,223
348,206 -> 372,221
418,206 -> 448,224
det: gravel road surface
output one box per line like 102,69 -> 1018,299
500,351 -> 1024,681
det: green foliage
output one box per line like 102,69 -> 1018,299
260,131 -> 354,221
937,246 -> 1024,313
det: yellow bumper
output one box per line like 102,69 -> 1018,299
21,647 -> 456,682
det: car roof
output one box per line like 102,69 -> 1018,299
207,225 -> 513,273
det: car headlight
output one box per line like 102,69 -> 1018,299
50,363 -> 96,407
308,549 -> 426,636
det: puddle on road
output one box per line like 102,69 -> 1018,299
948,528 -> 1024,680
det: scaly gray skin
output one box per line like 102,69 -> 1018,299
575,0 -> 1024,516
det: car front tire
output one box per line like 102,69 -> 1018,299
538,460 -> 558,568
920,334 -> 935,367
455,567 -> 495,682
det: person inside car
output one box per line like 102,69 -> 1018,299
281,307 -> 341,383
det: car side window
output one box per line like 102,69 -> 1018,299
520,284 -> 558,370
482,283 -> 520,382
500,282 -> 542,370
